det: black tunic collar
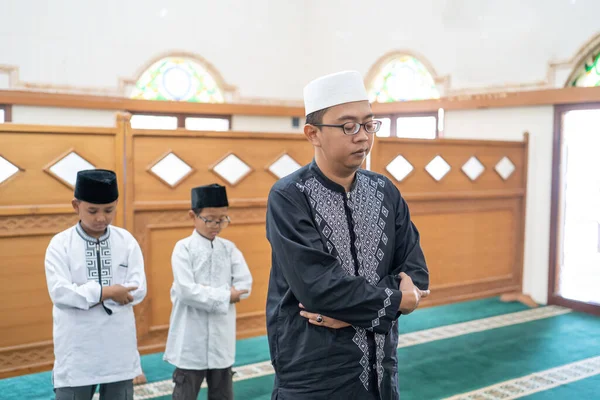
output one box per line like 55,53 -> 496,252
309,159 -> 360,195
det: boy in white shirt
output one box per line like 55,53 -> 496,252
164,183 -> 253,400
45,169 -> 147,400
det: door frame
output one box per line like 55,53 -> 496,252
548,103 -> 600,316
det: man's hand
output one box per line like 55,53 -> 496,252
299,303 -> 351,329
398,272 -> 430,314
230,286 -> 249,304
102,285 -> 137,305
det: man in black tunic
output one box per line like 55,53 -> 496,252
265,70 -> 430,399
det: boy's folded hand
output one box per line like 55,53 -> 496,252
230,286 -> 249,304
103,284 -> 138,305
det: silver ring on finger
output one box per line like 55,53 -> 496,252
316,314 -> 323,323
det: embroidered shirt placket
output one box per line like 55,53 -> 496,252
346,188 -> 379,392
95,238 -> 112,315
343,191 -> 360,276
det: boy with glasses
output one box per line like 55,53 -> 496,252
164,183 -> 253,400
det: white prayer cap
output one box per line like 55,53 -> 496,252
303,70 -> 368,116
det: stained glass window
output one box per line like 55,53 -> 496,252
130,57 -> 225,103
368,55 -> 439,102
570,50 -> 600,87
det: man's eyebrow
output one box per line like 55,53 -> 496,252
335,113 -> 374,122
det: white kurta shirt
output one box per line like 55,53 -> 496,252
164,230 -> 253,370
44,222 -> 147,388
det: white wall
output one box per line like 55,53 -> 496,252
444,107 -> 555,304
1,0 -> 600,101
307,0 -> 600,91
232,115 -> 302,133
0,0 -> 307,101
11,106 -> 117,127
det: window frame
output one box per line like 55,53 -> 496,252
0,104 -> 12,123
374,111 -> 439,139
548,102 -> 600,316
127,111 -> 232,130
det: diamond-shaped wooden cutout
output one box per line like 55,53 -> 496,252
462,156 -> 485,181
425,155 -> 451,181
148,151 -> 194,188
495,157 -> 516,180
0,155 -> 22,185
210,153 -> 253,186
44,150 -> 95,189
386,155 -> 414,182
267,153 -> 302,180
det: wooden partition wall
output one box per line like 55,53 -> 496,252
370,135 -> 529,305
0,114 -> 529,378
123,122 -> 316,353
0,116 -> 127,378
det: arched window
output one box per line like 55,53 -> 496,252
367,54 -> 439,103
366,52 -> 442,139
130,57 -> 224,103
569,49 -> 600,87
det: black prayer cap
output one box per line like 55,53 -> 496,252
191,184 -> 229,209
74,169 -> 119,204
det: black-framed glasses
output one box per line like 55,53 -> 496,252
197,215 -> 231,229
312,120 -> 382,135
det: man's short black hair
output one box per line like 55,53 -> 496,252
305,107 -> 330,126
192,208 -> 203,215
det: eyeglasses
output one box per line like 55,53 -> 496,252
311,120 -> 382,135
197,215 -> 231,229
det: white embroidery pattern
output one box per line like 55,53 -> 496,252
297,173 -> 393,391
298,179 -> 356,276
77,224 -> 113,286
349,174 -> 391,387
84,240 -> 113,285
349,175 -> 387,285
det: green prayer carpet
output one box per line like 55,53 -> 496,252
397,312 -> 600,399
1,297 -> 599,400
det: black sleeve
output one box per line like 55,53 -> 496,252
387,184 -> 430,290
372,184 -> 429,320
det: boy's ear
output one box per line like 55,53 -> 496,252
71,198 -> 80,213
188,210 -> 196,220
